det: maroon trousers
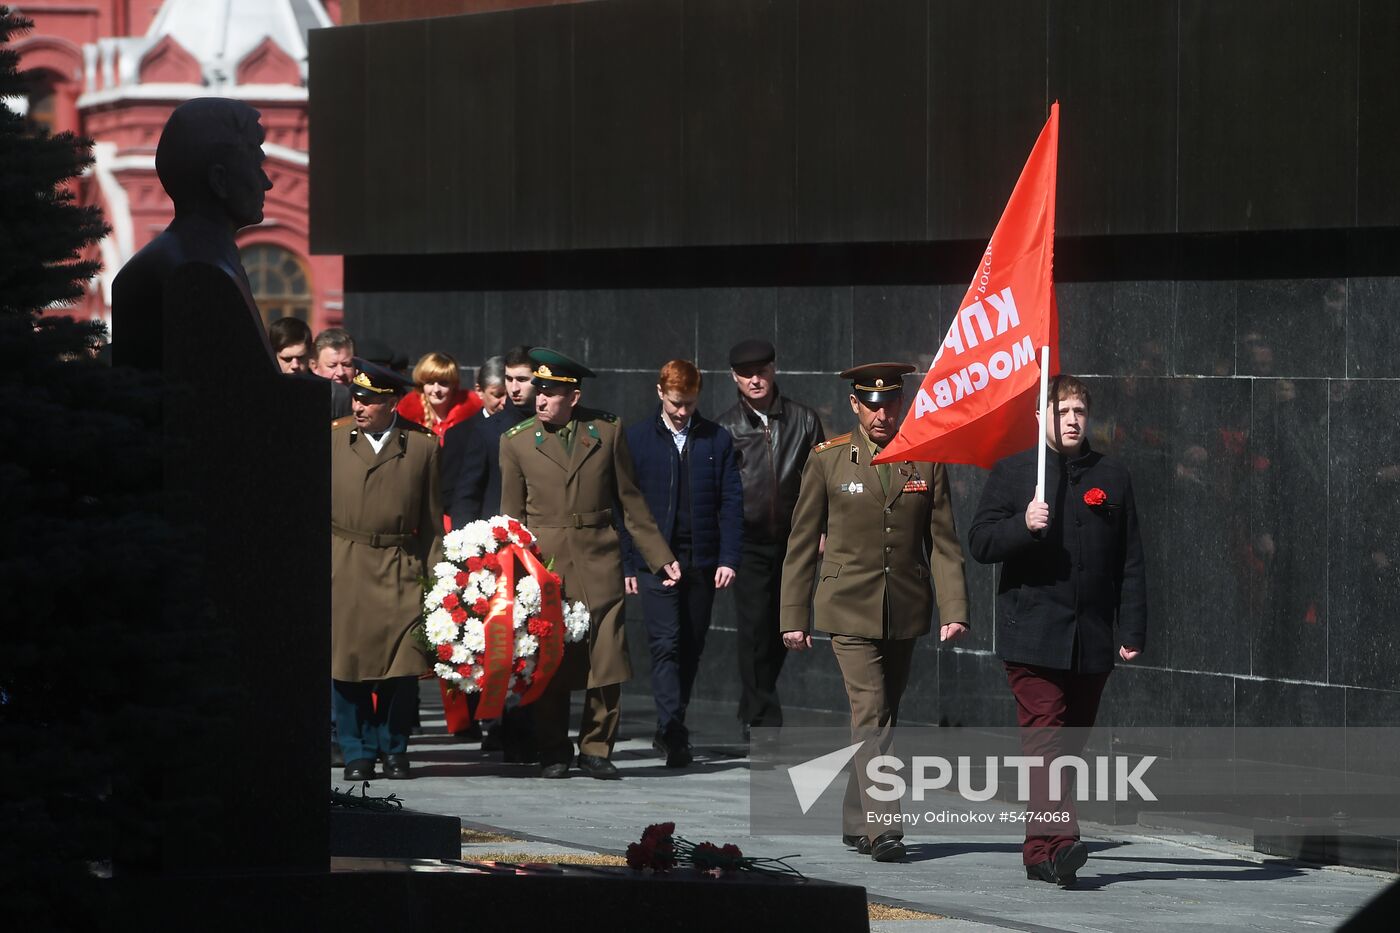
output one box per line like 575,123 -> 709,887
1004,663 -> 1110,866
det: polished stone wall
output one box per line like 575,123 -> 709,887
344,230 -> 1400,730
321,0 -> 1400,730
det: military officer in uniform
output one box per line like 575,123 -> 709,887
500,349 -> 680,779
780,362 -> 969,861
331,360 -> 442,781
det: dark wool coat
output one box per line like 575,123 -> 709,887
617,406 -> 744,575
969,443 -> 1147,673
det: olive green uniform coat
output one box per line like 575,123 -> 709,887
780,429 -> 970,841
781,431 -> 968,637
499,408 -> 675,689
331,415 -> 442,682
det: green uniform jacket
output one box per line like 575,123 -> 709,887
499,408 -> 675,688
331,415 -> 443,681
780,431 -> 969,639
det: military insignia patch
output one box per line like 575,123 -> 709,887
901,478 -> 929,493
839,481 -> 865,495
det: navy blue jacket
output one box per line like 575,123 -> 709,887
442,401 -> 531,528
969,443 -> 1148,674
618,407 -> 744,575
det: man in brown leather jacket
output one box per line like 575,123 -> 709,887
715,339 -> 824,738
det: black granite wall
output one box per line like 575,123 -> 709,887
316,0 -> 1400,730
342,229 -> 1400,730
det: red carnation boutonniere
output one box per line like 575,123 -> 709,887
1083,487 -> 1108,507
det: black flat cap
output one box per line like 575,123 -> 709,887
728,338 -> 776,369
841,361 -> 917,405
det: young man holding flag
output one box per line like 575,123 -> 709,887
968,374 -> 1147,886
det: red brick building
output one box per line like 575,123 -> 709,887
11,0 -> 344,335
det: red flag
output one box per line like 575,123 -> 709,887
875,103 -> 1060,469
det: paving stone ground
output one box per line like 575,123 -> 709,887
333,687 -> 1394,933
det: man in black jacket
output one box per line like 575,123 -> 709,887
442,345 -> 535,528
969,374 -> 1146,888
439,345 -> 536,754
715,339 -> 824,737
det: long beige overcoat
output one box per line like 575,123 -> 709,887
499,408 -> 675,688
330,415 -> 442,682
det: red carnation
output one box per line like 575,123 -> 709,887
483,553 -> 502,572
442,593 -> 460,611
455,663 -> 472,678
436,644 -> 454,661
513,658 -> 527,673
528,618 -> 553,638
1083,487 -> 1108,507
720,843 -> 743,859
491,526 -> 510,542
507,519 -> 522,533
466,556 -> 485,573
472,597 -> 491,616
449,606 -> 468,624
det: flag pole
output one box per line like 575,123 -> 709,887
1034,345 -> 1050,502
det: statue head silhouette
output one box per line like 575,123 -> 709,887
155,98 -> 272,231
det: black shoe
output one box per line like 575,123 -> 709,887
343,758 -> 375,781
539,761 -> 570,779
331,740 -> 345,768
653,728 -> 693,768
576,754 -> 621,780
383,753 -> 411,780
453,721 -> 483,742
1026,860 -> 1058,884
1052,841 -> 1088,885
870,831 -> 906,863
841,834 -> 873,855
481,722 -> 504,752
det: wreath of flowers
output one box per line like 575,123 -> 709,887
421,516 -> 589,714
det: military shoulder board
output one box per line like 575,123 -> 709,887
505,417 -> 537,439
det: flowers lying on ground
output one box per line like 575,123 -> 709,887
625,822 -> 804,881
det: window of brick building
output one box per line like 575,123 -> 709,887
241,243 -> 311,326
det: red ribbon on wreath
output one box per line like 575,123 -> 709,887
474,543 -> 569,720
517,545 -> 565,708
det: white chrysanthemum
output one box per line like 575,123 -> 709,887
423,577 -> 456,612
433,562 -> 460,584
460,520 -> 495,556
465,569 -> 497,603
514,576 -> 542,618
450,643 -> 473,665
461,619 -> 487,654
441,529 -> 469,563
434,663 -> 460,681
514,633 -> 539,657
563,600 -> 591,642
424,609 -> 458,645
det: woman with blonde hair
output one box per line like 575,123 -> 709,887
397,351 -> 482,443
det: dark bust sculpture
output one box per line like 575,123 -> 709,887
107,99 -> 327,877
111,97 -> 276,371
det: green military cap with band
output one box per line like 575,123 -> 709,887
840,361 -> 917,405
529,347 -> 597,388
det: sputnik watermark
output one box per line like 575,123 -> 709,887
862,754 -> 1157,803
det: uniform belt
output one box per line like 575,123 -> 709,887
530,509 -> 613,529
332,523 -> 415,548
